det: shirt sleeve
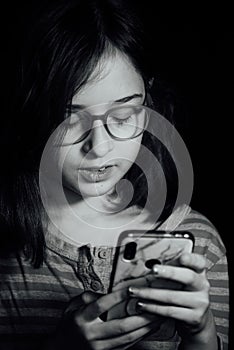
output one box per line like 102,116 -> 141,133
176,209 -> 229,350
207,254 -> 229,350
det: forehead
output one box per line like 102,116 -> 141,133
72,52 -> 145,107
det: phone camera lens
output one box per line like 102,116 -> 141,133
123,242 -> 137,260
145,259 -> 161,269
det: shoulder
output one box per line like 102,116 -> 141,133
176,207 -> 227,268
159,204 -> 227,268
177,208 -> 225,250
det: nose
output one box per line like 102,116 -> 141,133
81,120 -> 114,157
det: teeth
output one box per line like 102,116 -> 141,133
79,165 -> 113,182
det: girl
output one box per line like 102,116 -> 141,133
0,1 -> 229,349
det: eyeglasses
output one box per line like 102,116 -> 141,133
61,104 -> 149,145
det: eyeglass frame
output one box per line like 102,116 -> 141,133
64,99 -> 150,144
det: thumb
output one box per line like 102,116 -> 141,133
81,290 -> 104,304
64,291 -> 103,317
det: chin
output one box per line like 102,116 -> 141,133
76,181 -> 117,198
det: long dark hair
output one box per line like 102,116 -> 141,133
0,0 -> 176,267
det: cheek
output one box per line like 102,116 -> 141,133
123,138 -> 142,161
57,148 -> 81,182
62,146 -> 83,166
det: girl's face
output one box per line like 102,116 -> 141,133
60,52 -> 145,198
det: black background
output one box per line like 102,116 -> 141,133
141,4 -> 233,345
1,1 -> 233,347
139,4 -> 233,245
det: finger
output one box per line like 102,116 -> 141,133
79,288 -> 129,322
90,321 -> 159,350
128,288 -> 208,308
179,253 -> 207,273
88,313 -> 156,340
65,291 -> 102,317
151,264 -> 209,291
81,291 -> 104,304
136,302 -> 204,324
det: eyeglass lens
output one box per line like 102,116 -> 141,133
62,105 -> 148,145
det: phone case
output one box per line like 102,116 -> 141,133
106,230 -> 194,339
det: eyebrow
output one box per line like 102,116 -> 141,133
70,93 -> 144,110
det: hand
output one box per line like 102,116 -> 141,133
127,253 -> 217,344
53,288 -> 160,350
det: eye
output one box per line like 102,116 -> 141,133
65,111 -> 88,128
111,115 -> 133,125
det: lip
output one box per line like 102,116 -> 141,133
79,164 -> 115,170
78,165 -> 115,182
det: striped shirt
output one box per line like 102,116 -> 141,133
0,206 -> 229,349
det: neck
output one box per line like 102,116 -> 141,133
45,186 -> 134,246
45,185 -> 156,247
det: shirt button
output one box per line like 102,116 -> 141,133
98,249 -> 107,259
91,280 -> 102,291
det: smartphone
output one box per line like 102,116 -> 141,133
106,229 -> 194,339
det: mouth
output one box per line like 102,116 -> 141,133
79,164 -> 114,171
78,165 -> 115,182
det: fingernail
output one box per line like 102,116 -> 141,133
128,286 -> 137,296
136,301 -> 145,312
152,265 -> 160,274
